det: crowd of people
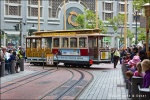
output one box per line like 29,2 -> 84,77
0,46 -> 25,75
111,43 -> 150,88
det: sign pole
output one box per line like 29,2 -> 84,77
38,0 -> 40,31
56,53 -> 58,69
64,0 -> 66,30
42,52 -> 44,69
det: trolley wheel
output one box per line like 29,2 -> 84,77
54,62 -> 58,66
86,65 -> 91,68
64,63 -> 69,67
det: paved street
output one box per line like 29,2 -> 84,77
1,63 -> 128,100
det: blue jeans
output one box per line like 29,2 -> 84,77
5,60 -> 10,72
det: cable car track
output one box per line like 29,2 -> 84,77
40,69 -> 93,100
0,69 -> 58,94
1,69 -> 93,99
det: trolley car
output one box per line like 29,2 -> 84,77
26,29 -> 112,67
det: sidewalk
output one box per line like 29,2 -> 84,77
1,70 -> 37,84
78,63 -> 128,100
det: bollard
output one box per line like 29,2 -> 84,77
131,76 -> 143,100
10,60 -> 16,74
0,61 -> 5,77
126,79 -> 128,89
20,58 -> 24,71
128,81 -> 132,98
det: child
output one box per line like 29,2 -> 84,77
141,59 -> 150,88
125,70 -> 133,82
128,56 -> 141,72
133,62 -> 142,77
128,56 -> 141,67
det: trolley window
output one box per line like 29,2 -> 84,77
61,37 -> 68,48
70,37 -> 77,48
26,39 -> 30,48
31,39 -> 36,48
53,38 -> 59,47
37,39 -> 41,48
79,37 -> 87,48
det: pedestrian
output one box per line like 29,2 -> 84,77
9,51 -> 19,73
111,48 -> 115,63
0,46 -> 5,62
113,48 -> 120,68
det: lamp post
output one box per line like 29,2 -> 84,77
142,3 -> 150,58
134,10 -> 139,45
28,25 -> 37,36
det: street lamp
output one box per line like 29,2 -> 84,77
134,10 -> 139,45
28,24 -> 37,36
142,3 -> 150,58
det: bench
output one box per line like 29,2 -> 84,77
131,76 -> 143,100
138,85 -> 150,100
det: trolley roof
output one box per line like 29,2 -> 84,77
26,29 -> 113,38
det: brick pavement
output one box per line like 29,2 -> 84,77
78,63 -> 128,100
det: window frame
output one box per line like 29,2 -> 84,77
61,37 -> 69,48
70,37 -> 78,48
5,0 -> 22,17
53,37 -> 60,48
27,0 -> 43,18
79,37 -> 87,48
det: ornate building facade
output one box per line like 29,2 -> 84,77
0,0 -> 139,48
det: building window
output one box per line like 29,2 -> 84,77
28,0 -> 42,17
5,0 -> 21,16
105,3 -> 113,11
119,4 -> 124,12
103,13 -> 113,20
103,2 -> 113,11
119,3 -> 128,12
